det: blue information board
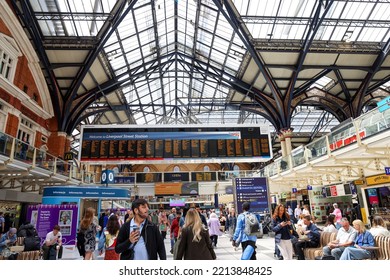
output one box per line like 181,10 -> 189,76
43,186 -> 131,198
235,177 -> 269,213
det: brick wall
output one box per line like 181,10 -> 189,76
5,113 -> 19,137
48,132 -> 67,158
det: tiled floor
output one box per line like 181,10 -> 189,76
61,232 -> 278,260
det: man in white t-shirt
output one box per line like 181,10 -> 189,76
42,225 -> 63,260
322,218 -> 356,260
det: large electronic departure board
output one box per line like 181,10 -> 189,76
79,125 -> 272,163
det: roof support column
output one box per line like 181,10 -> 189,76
280,129 -> 293,156
278,133 -> 287,158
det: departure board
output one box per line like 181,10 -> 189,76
137,140 -> 146,158
182,140 -> 191,158
109,140 -> 118,158
127,140 -> 137,158
173,140 -> 181,158
81,140 -> 91,159
243,139 -> 253,156
80,125 -> 272,163
145,140 -> 154,158
90,140 -> 100,158
226,139 -> 235,157
235,139 -> 244,157
118,140 -> 127,158
217,140 -> 227,157
200,140 -> 208,157
191,140 -> 200,158
155,140 -> 164,158
100,140 -> 109,158
260,135 -> 270,156
164,140 -> 173,158
252,139 -> 261,156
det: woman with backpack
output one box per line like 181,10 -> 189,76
272,204 -> 294,260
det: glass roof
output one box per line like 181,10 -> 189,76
15,0 -> 390,153
103,0 -> 245,124
30,0 -> 114,37
235,0 -> 390,42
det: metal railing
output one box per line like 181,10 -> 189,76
262,105 -> 390,177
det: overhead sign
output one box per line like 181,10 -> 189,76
101,170 -> 114,185
366,174 -> 390,186
154,182 -> 199,195
64,152 -> 74,161
377,96 -> 390,112
234,177 -> 269,213
42,186 -> 131,198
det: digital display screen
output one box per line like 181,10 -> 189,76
170,198 -> 186,207
80,125 -> 271,163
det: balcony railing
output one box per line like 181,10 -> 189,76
263,105 -> 390,177
0,132 -> 81,182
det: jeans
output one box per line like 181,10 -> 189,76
241,240 -> 256,260
340,247 -> 371,260
210,235 -> 218,247
323,246 -> 346,260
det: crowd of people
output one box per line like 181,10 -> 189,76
77,199 -> 262,260
271,203 -> 390,261
2,200 -> 389,261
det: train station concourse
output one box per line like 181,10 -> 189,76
0,0 -> 390,264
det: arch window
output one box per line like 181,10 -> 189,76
0,34 -> 21,82
173,166 -> 180,172
143,166 -> 150,173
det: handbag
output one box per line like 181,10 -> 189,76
203,231 -> 216,260
173,236 -> 181,260
289,225 -> 299,238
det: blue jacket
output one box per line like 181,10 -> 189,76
354,231 -> 375,247
306,223 -> 321,245
272,215 -> 291,242
232,212 -> 257,243
0,231 -> 17,253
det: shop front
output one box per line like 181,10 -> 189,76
364,174 -> 390,228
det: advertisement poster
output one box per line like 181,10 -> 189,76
27,204 -> 78,245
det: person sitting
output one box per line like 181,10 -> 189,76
322,217 -> 356,260
0,228 -> 17,254
340,219 -> 375,260
369,216 -> 390,237
293,215 -> 321,260
42,225 -> 63,260
322,214 -> 338,233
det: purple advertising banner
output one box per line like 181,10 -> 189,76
28,204 -> 78,245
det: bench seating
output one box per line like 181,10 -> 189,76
0,237 -> 41,260
303,231 -> 337,260
373,235 -> 390,260
303,232 -> 390,260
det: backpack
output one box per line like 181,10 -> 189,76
243,212 -> 262,238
